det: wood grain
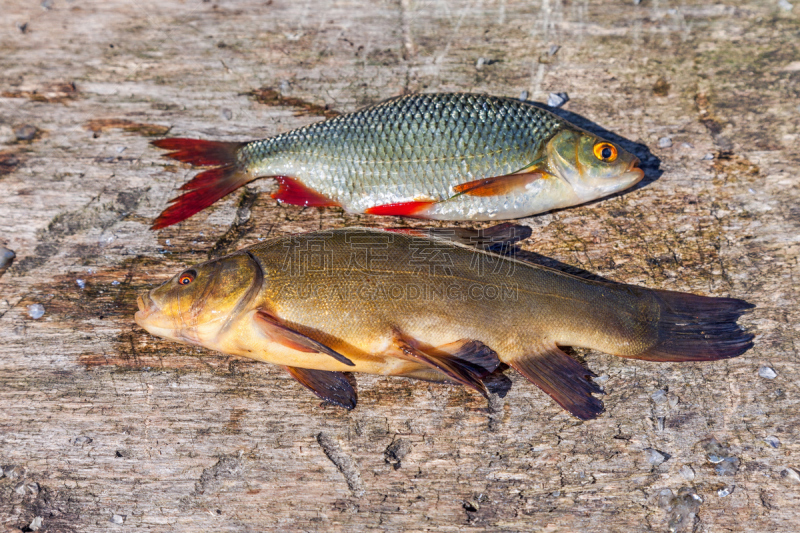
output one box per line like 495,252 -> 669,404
1,1 -> 798,531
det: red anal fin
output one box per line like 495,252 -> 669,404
254,309 -> 355,366
151,138 -> 251,229
271,176 -> 340,207
453,171 -> 545,197
365,200 -> 436,217
392,332 -> 488,398
284,366 -> 357,410
509,342 -> 604,420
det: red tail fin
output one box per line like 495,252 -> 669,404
151,138 -> 249,230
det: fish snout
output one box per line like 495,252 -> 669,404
627,157 -> 645,182
134,291 -> 158,325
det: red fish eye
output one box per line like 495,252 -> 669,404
178,270 -> 196,285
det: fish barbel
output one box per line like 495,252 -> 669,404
150,93 -> 644,229
134,225 -> 753,419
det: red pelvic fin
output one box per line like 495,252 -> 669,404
364,200 -> 436,217
271,176 -> 340,207
453,171 -> 545,197
151,138 -> 251,229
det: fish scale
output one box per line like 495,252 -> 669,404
239,93 -> 559,211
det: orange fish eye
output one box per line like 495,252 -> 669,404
178,270 -> 196,285
593,142 -> 618,162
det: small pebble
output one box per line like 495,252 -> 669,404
111,280 -> 120,286
707,454 -> 725,464
15,482 -> 27,495
758,366 -> 777,379
657,137 -> 673,148
40,0 -> 53,9
781,467 -> 800,484
76,279 -> 86,289
548,44 -> 561,56
547,92 -> 569,108
717,486 -> 734,497
222,108 -> 233,120
74,436 -> 93,445
701,153 -> 714,160
778,0 -> 793,12
27,304 -> 45,319
644,448 -> 666,466
715,457 -> 740,476
764,436 -> 781,448
634,0 -> 643,4
680,142 -> 693,149
651,389 -> 668,404
29,516 -> 43,532
519,90 -> 528,101
0,246 -> 15,268
748,188 -> 756,194
27,482 -> 39,495
2,465 -> 23,479
475,57 -> 486,69
18,22 -> 29,33
110,514 -> 125,525
656,416 -> 665,431
680,464 -> 695,481
657,488 -> 674,508
278,80 -> 291,93
668,396 -> 679,408
14,124 -> 37,141
594,374 -> 609,383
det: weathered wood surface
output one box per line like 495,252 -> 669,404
1,0 -> 799,531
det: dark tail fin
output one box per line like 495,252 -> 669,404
627,290 -> 754,362
151,138 -> 250,230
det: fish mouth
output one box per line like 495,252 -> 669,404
623,157 -> 645,184
134,292 -> 157,325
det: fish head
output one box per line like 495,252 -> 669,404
135,253 -> 261,346
546,129 -> 644,202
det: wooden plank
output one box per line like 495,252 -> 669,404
1,0 -> 798,531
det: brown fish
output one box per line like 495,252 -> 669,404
134,225 -> 753,419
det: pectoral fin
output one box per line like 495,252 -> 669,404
509,342 -> 604,420
452,171 -> 547,197
254,309 -> 355,366
392,332 -> 488,398
284,366 -> 357,410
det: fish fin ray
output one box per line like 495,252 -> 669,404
364,200 -> 436,217
151,138 -> 251,229
435,339 -> 501,377
271,176 -> 340,207
391,333 -> 488,398
509,342 -> 604,420
452,171 -> 545,197
254,309 -> 355,366
387,223 -> 532,250
284,366 -> 356,409
625,291 -> 754,362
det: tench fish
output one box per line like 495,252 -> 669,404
134,225 -> 753,419
150,93 -> 644,229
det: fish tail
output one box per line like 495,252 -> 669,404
151,138 -> 250,229
625,290 -> 754,362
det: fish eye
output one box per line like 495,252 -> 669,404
593,142 -> 618,162
178,270 -> 196,285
